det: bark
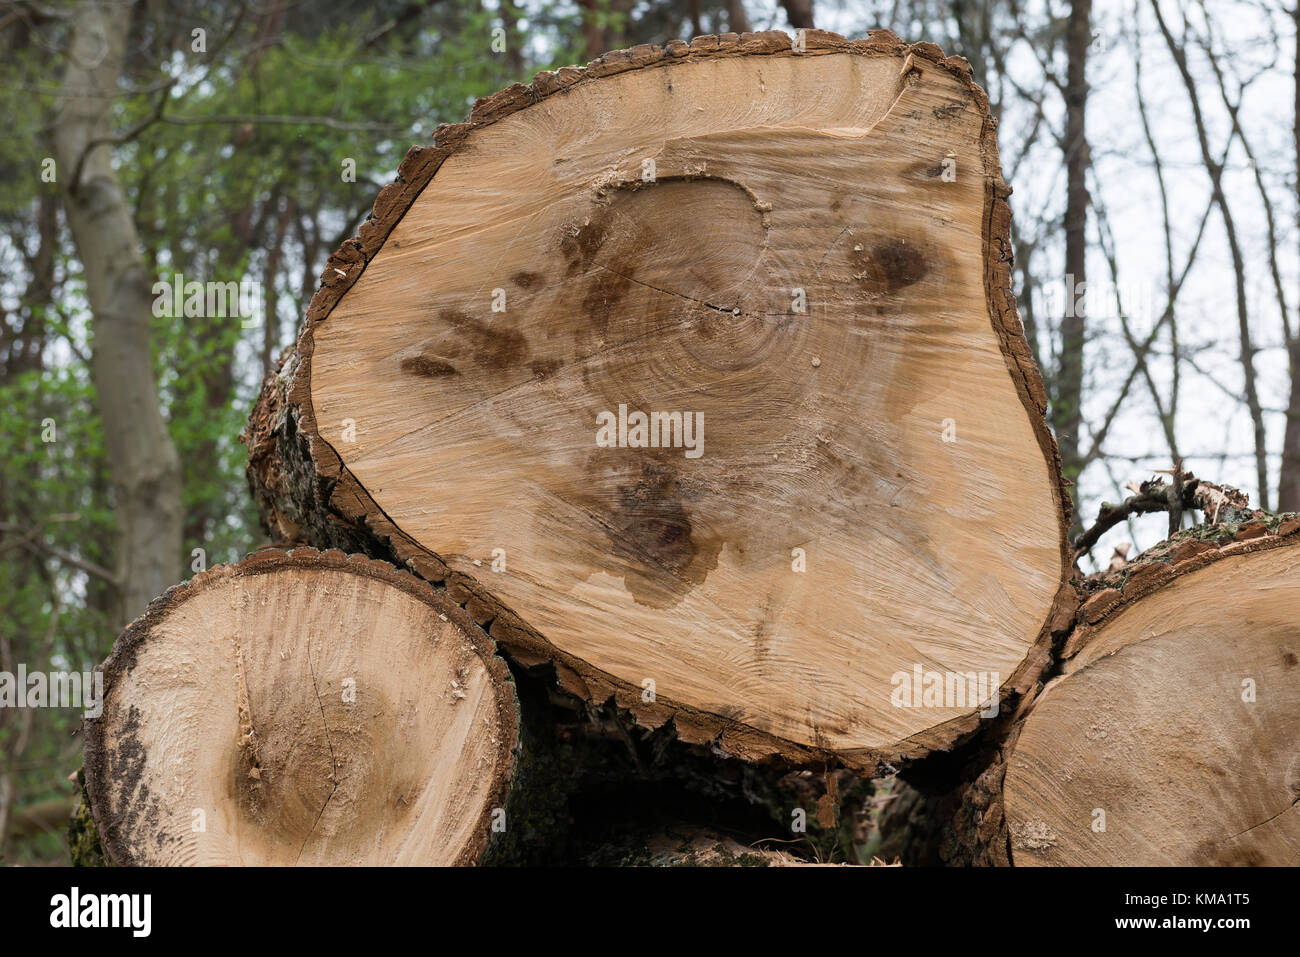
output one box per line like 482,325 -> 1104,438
54,0 -> 182,627
1071,468 -> 1251,556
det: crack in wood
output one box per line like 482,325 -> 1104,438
295,639 -> 339,864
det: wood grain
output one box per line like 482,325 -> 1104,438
83,549 -> 518,866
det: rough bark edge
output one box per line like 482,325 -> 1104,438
243,29 -> 1075,773
1066,512 -> 1300,658
877,673 -> 1043,866
81,546 -> 521,867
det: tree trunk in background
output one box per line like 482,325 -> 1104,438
1056,0 -> 1090,512
54,0 -> 183,627
1282,341 -> 1300,510
1280,11 -> 1300,511
0,634 -> 36,860
727,0 -> 752,34
1151,0 -> 1269,511
15,192 -> 58,372
499,1 -> 526,77
780,0 -> 815,30
578,0 -> 614,58
948,0 -> 992,97
261,196 -> 292,374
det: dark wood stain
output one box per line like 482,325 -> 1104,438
597,461 -> 722,608
401,354 -> 458,377
869,239 -> 929,291
580,255 -> 635,339
529,358 -> 561,379
441,308 -> 529,371
560,220 -> 608,276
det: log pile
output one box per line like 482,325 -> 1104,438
77,30 -> 1299,866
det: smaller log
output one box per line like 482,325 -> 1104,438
83,548 -> 522,866
1009,519 -> 1300,865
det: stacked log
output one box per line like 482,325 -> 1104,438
76,31 -> 1297,866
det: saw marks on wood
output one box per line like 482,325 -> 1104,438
307,48 -> 1068,761
83,550 -> 516,866
1005,543 -> 1300,865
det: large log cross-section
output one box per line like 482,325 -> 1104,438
245,30 -> 1074,772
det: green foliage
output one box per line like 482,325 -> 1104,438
0,368 -> 114,864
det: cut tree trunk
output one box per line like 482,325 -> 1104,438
82,548 -> 525,866
244,30 -> 1074,773
1005,519 -> 1300,865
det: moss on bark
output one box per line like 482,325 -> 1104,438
68,768 -> 106,867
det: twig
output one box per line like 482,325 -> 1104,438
0,521 -> 120,586
1072,465 -> 1251,558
